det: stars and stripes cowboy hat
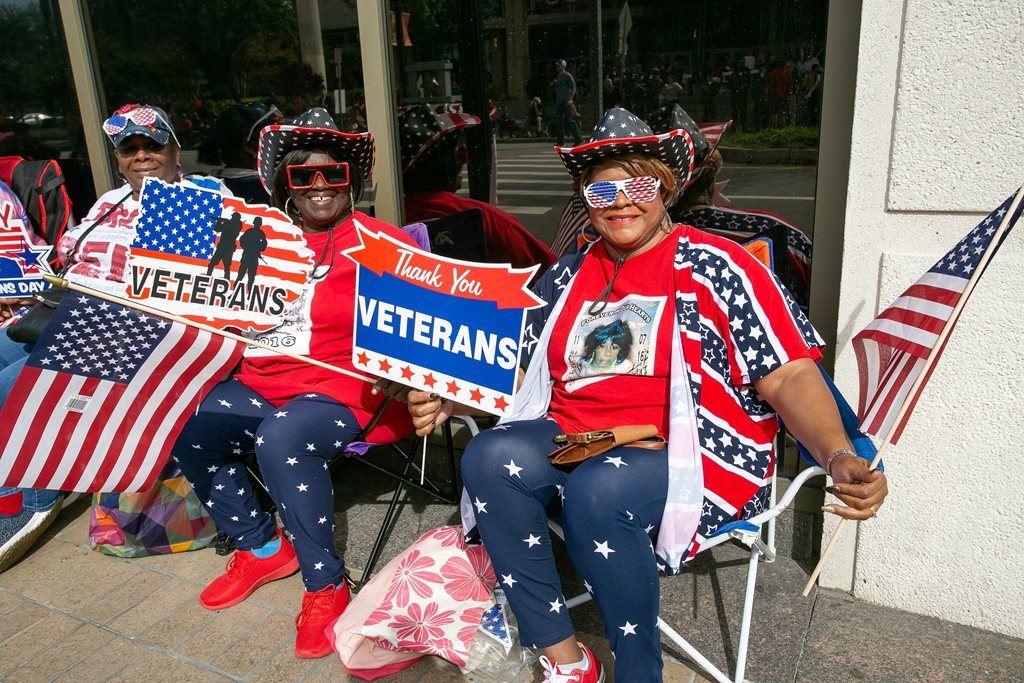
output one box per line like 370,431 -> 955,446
398,104 -> 481,173
555,107 -> 695,185
646,104 -> 733,187
256,107 -> 374,192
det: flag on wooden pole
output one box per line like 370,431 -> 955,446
0,293 -> 244,493
852,189 -> 1023,443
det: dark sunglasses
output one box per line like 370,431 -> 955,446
114,138 -> 168,157
286,162 -> 350,190
582,176 -> 662,208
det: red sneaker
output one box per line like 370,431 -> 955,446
199,531 -> 298,610
295,581 -> 351,658
539,643 -> 606,682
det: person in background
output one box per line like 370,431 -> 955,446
0,104 -> 229,573
208,102 -> 282,205
405,107 -> 886,682
552,58 -> 582,147
173,107 -> 416,659
528,96 -> 545,137
399,104 -> 556,279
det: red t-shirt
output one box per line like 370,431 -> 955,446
547,231 -> 680,436
238,211 -> 415,443
404,191 -> 556,278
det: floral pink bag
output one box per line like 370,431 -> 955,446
328,526 -> 497,680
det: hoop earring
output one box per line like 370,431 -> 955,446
284,196 -> 295,218
581,228 -> 600,245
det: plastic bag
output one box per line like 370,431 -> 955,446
461,589 -> 539,682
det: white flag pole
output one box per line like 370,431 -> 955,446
44,275 -> 376,385
802,183 -> 1024,596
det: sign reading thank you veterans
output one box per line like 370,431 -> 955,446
343,221 -> 543,416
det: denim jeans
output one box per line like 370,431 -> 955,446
0,332 -> 61,512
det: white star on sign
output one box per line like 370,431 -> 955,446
594,540 -> 615,558
504,460 -> 523,477
255,436 -> 264,446
318,516 -> 328,524
548,598 -> 564,614
583,579 -> 593,593
502,573 -> 517,588
297,483 -> 309,492
620,621 -> 637,636
474,497 -> 488,513
524,534 -> 541,548
286,457 -> 298,466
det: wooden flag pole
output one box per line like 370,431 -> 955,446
43,275 -> 377,385
801,184 -> 1024,596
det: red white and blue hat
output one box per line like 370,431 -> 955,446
257,107 -> 375,192
398,104 -> 481,173
555,107 -> 695,185
646,104 -> 733,186
102,103 -> 179,147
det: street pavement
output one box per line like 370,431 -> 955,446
459,142 -> 817,247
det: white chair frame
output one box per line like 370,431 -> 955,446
549,464 -> 827,683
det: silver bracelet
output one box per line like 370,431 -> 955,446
825,449 -> 856,477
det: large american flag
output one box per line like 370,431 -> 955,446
854,190 -> 1023,443
0,293 -> 244,492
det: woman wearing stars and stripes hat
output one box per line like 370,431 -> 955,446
172,107 -> 418,659
405,107 -> 887,681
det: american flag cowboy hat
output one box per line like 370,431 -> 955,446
555,107 -> 696,186
256,107 -> 375,192
398,104 -> 481,173
646,104 -> 733,187
102,104 -> 179,147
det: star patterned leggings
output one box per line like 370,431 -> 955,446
461,418 -> 669,682
173,379 -> 362,592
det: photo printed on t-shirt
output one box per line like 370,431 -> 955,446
561,294 -> 667,391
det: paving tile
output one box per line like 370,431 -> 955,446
104,647 -> 183,683
0,536 -> 84,588
0,612 -> 83,676
130,546 -> 226,583
176,601 -> 271,663
0,599 -> 51,644
245,572 -> 305,615
404,656 -> 469,682
61,635 -> 150,680
45,496 -> 93,543
22,549 -> 143,612
154,660 -> 231,682
77,569 -> 173,624
798,589 -> 1024,683
0,588 -> 28,618
247,641 -> 322,682
210,612 -> 296,679
107,576 -> 197,635
7,620 -> 115,681
137,595 -> 221,650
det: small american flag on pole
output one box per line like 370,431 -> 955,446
854,188 -> 1024,444
0,292 -> 244,492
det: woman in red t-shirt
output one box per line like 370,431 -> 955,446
407,108 -> 889,681
173,108 -> 414,660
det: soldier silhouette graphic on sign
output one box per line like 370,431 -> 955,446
206,212 -> 244,278
236,217 -> 267,288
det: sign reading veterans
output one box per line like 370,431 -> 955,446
343,221 -> 543,416
0,199 -> 53,297
126,178 -> 314,332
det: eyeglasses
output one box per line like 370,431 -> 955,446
114,138 -> 169,157
582,176 -> 662,208
286,162 -> 350,190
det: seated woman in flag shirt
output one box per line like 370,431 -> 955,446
0,104 -> 227,574
406,108 -> 889,682
172,108 -> 416,660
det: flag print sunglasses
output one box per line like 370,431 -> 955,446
286,162 -> 350,190
582,176 -> 662,208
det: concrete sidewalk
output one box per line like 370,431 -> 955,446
1,445 -> 1021,682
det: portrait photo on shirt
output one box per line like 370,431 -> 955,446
561,294 -> 667,390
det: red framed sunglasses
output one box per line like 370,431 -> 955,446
286,162 -> 350,190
